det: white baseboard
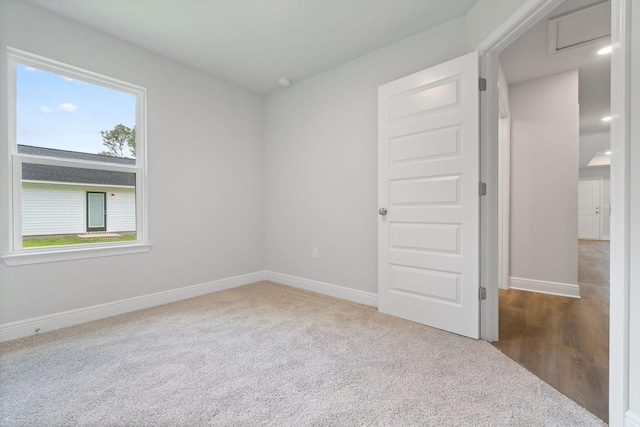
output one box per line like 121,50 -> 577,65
509,276 -> 580,298
0,271 -> 265,342
265,271 -> 378,307
601,235 -> 611,241
1,270 -> 378,342
626,411 -> 640,427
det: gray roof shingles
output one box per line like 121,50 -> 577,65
19,145 -> 136,187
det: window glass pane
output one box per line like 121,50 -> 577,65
87,193 -> 106,228
16,64 -> 137,162
21,163 -> 137,248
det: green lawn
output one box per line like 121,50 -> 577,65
23,234 -> 137,248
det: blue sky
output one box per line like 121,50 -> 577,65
16,64 -> 136,156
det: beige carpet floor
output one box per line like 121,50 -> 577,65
0,282 -> 606,426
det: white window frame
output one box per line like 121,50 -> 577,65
1,48 -> 151,266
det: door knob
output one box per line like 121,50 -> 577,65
378,208 -> 387,216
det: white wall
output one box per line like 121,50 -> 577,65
466,0 -> 530,49
498,61 -> 511,290
627,0 -> 640,421
579,132 -> 611,168
498,62 -> 510,112
509,70 -> 579,286
264,18 -> 468,294
579,165 -> 610,180
0,0 -> 265,324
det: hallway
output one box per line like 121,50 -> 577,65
493,240 -> 610,422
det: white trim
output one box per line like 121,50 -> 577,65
15,153 -> 139,172
0,270 -> 378,342
602,235 -> 611,241
610,0 -> 631,424
497,60 -> 510,289
265,271 -> 378,307
0,271 -> 265,342
7,47 -> 145,102
626,411 -> 640,427
476,0 -> 564,342
23,180 -> 134,189
475,0 -> 564,54
1,242 -> 153,266
6,48 -> 17,251
497,82 -> 511,290
478,51 -> 500,341
509,276 -> 580,298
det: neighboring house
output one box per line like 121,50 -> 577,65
19,145 -> 136,236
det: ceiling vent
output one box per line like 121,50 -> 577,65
547,1 -> 611,55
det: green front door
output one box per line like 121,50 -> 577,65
86,192 -> 107,232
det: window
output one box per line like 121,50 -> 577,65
2,48 -> 150,266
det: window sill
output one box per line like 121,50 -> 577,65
1,243 -> 153,267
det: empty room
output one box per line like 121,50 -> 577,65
0,0 -> 637,426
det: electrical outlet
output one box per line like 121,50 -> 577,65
312,247 -> 319,259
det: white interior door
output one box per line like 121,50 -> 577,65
378,52 -> 480,339
578,179 -> 601,239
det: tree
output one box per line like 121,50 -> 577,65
98,124 -> 136,158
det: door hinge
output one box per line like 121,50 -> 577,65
479,286 -> 487,300
479,182 -> 487,196
479,77 -> 487,92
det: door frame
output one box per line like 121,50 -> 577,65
476,0 -> 563,342
497,67 -> 511,290
476,0 -> 631,424
608,0 -> 632,423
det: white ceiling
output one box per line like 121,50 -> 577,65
22,0 -> 477,95
500,0 -> 612,139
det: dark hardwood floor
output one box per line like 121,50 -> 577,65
492,240 -> 609,422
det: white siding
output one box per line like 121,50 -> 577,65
22,183 -> 135,236
106,189 -> 136,232
23,183 -> 85,236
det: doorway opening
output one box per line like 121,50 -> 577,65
488,0 -> 611,422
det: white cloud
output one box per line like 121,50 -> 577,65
39,106 -> 52,113
60,76 -> 85,84
56,103 -> 79,112
61,76 -> 81,83
23,66 -> 37,72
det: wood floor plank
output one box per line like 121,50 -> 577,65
492,240 -> 609,422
